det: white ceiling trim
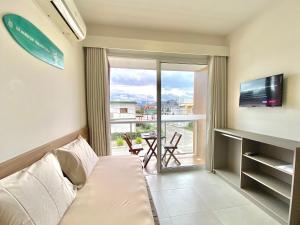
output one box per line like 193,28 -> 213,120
108,57 -> 208,70
83,35 -> 229,56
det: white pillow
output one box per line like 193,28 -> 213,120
0,153 -> 76,225
55,136 -> 98,187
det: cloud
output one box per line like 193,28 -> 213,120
162,88 -> 193,103
110,68 -> 195,103
111,68 -> 194,89
110,68 -> 156,86
110,84 -> 156,102
162,88 -> 192,97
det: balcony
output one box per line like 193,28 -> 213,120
110,114 -> 206,171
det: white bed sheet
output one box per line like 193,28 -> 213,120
60,155 -> 155,225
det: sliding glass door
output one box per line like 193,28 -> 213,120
107,55 -> 207,173
157,62 -> 208,171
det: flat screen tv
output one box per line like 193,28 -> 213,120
239,74 -> 283,107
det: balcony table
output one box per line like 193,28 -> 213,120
141,133 -> 157,167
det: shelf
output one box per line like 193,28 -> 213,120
215,169 -> 240,187
243,171 -> 291,199
221,133 -> 242,141
214,129 -> 300,224
242,187 -> 289,223
243,154 -> 293,175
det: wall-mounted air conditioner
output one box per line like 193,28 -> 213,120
35,0 -> 86,41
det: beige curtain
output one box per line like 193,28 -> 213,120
193,69 -> 208,158
85,48 -> 111,156
206,56 -> 227,171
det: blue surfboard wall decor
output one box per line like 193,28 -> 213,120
3,14 -> 64,69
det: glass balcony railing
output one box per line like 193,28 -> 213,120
110,120 -> 195,156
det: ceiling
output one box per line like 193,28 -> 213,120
74,0 -> 277,36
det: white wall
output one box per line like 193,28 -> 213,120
227,0 -> 300,140
88,24 -> 226,46
0,0 -> 86,162
84,24 -> 229,57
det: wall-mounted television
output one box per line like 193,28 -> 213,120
239,74 -> 284,107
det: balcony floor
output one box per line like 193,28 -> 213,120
143,154 -> 205,175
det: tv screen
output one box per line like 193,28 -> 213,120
239,74 -> 283,107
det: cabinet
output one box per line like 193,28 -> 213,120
214,129 -> 300,225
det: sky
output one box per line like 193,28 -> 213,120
110,68 -> 194,104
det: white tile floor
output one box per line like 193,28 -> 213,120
146,169 -> 281,225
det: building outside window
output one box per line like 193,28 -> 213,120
120,108 -> 128,113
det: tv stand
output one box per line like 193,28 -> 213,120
213,128 -> 300,225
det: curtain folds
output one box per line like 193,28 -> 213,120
85,48 -> 111,156
206,56 -> 227,171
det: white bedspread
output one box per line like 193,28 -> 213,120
60,155 -> 155,225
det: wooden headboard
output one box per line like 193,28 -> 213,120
0,127 -> 88,179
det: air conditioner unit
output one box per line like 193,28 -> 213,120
35,0 -> 86,41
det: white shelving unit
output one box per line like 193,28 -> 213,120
242,170 -> 291,199
215,168 -> 240,187
213,128 -> 300,225
243,154 -> 293,175
242,186 -> 290,223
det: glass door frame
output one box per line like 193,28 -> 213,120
156,60 -> 162,173
107,50 -> 208,173
156,59 -> 208,173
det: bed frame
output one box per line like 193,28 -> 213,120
0,127 -> 88,179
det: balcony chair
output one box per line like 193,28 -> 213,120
162,132 -> 182,166
123,133 -> 144,155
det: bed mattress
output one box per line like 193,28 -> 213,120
60,155 -> 155,225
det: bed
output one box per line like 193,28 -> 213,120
60,155 -> 155,225
0,128 -> 156,225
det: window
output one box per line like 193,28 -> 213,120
120,108 -> 128,113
